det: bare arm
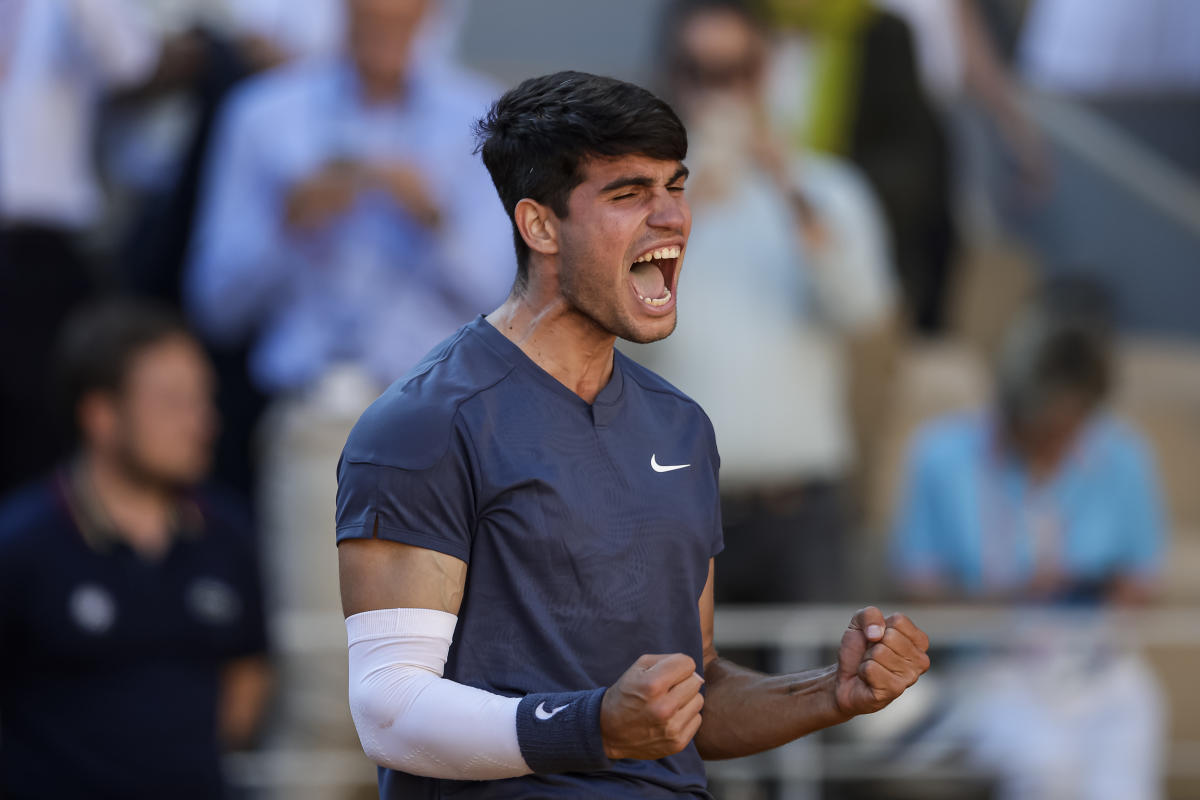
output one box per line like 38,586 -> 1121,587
694,561 -> 930,760
339,535 -> 467,616
340,535 -> 705,763
218,655 -> 273,749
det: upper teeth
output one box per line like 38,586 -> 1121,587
634,246 -> 681,263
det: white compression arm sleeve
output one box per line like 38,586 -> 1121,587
346,608 -> 532,779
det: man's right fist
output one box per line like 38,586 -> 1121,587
600,653 -> 705,760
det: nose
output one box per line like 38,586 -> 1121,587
647,187 -> 689,233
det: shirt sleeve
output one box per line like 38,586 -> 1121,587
423,83 -> 516,313
185,83 -> 292,345
791,155 -> 896,331
1113,434 -> 1168,578
335,431 -> 477,564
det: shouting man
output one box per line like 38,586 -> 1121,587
336,71 -> 930,798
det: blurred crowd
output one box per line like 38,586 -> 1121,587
1,0 -> 1198,798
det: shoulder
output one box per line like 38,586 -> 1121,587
911,412 -> 987,468
0,477 -> 63,557
619,353 -> 717,434
418,63 -> 502,117
342,323 -> 515,470
794,151 -> 882,219
193,483 -> 256,548
619,352 -> 704,408
1084,413 -> 1156,474
219,59 -> 333,129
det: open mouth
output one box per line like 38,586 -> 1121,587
628,245 -> 680,309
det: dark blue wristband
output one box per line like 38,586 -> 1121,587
515,687 -> 610,773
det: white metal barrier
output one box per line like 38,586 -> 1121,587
228,604 -> 1200,794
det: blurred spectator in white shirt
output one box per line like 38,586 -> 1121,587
0,0 -> 165,496
628,0 -> 895,602
1,0 -> 158,229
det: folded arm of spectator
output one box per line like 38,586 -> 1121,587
426,156 -> 519,312
788,155 -> 896,332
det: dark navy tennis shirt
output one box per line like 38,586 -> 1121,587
336,315 -> 723,798
0,471 -> 267,800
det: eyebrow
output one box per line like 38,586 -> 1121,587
600,165 -> 690,194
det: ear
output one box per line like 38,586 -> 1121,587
78,391 -> 118,447
513,198 -> 559,258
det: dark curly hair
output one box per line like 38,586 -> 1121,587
474,71 -> 687,290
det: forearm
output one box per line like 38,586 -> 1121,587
693,658 -> 849,760
218,655 -> 273,748
347,608 -> 608,779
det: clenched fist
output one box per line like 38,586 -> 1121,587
834,607 -> 931,717
600,653 -> 706,760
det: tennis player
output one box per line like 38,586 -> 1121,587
335,71 -> 929,799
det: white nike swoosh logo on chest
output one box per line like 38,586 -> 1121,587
651,454 -> 690,472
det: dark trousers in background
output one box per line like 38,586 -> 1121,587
716,481 -> 852,606
0,226 -> 95,496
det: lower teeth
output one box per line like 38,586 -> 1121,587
643,288 -> 672,307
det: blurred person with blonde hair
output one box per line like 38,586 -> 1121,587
891,279 -> 1167,799
0,298 -> 271,799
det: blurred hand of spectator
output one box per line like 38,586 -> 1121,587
284,160 -> 363,232
363,160 -> 443,229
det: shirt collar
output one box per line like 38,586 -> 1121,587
331,54 -> 434,112
59,461 -> 204,554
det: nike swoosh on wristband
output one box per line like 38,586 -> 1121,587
651,454 -> 690,473
534,702 -> 570,721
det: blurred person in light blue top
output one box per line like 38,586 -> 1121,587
891,280 -> 1168,800
893,283 -> 1165,603
893,411 -> 1164,601
186,0 -> 514,393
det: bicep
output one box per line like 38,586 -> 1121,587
338,535 -> 468,617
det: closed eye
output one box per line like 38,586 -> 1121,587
612,192 -> 637,201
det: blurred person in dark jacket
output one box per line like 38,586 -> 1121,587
0,298 -> 271,799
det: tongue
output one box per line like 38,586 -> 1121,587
630,262 -> 666,299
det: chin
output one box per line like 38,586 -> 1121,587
621,313 -> 677,345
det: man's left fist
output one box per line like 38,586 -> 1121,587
834,606 -> 930,717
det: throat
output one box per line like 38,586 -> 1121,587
630,261 -> 667,299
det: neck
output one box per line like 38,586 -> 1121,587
1000,432 -> 1063,486
355,64 -> 408,105
82,451 -> 176,559
487,285 -> 617,404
